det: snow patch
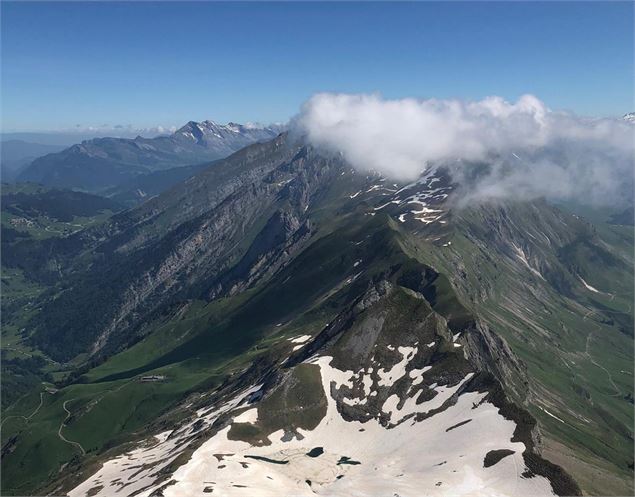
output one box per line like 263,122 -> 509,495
155,358 -> 554,497
579,276 -> 600,293
377,346 -> 417,387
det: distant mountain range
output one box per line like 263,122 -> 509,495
16,121 -> 284,191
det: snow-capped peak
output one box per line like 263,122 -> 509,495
175,120 -> 278,139
172,119 -> 283,150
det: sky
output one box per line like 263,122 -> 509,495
1,1 -> 633,133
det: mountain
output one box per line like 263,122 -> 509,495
172,120 -> 285,154
1,140 -> 66,181
1,134 -> 632,496
623,112 -> 635,124
16,121 -> 284,191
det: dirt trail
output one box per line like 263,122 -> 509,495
54,380 -> 134,455
26,392 -> 45,420
1,391 -> 46,427
583,311 -> 622,398
58,399 -> 86,455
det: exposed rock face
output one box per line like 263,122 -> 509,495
208,209 -> 313,299
27,136 -> 349,359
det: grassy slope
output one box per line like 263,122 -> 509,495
399,203 -> 634,496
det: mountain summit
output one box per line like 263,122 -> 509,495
175,120 -> 283,143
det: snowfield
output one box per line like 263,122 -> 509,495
69,340 -> 556,497
67,385 -> 263,497
74,355 -> 554,497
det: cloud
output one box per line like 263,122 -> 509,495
67,123 -> 177,137
293,93 -> 634,206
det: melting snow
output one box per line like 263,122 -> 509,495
538,406 -> 566,424
579,276 -> 600,293
233,408 -> 259,424
68,385 -> 263,497
409,366 -> 432,386
150,358 -> 555,497
383,373 -> 474,424
510,242 -> 545,280
377,346 -> 417,387
289,335 -> 313,352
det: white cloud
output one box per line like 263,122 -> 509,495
68,123 -> 177,137
293,93 -> 634,206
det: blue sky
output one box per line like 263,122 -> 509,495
1,1 -> 633,132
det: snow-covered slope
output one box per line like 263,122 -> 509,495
173,120 -> 283,151
159,360 -> 552,497
68,282 -> 575,497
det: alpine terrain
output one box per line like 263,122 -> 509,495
1,133 -> 633,497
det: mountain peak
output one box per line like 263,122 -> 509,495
173,119 -> 279,142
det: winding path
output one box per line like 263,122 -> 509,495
26,392 -> 44,420
583,310 -> 622,398
54,380 -> 134,455
1,391 -> 46,427
58,399 -> 86,455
